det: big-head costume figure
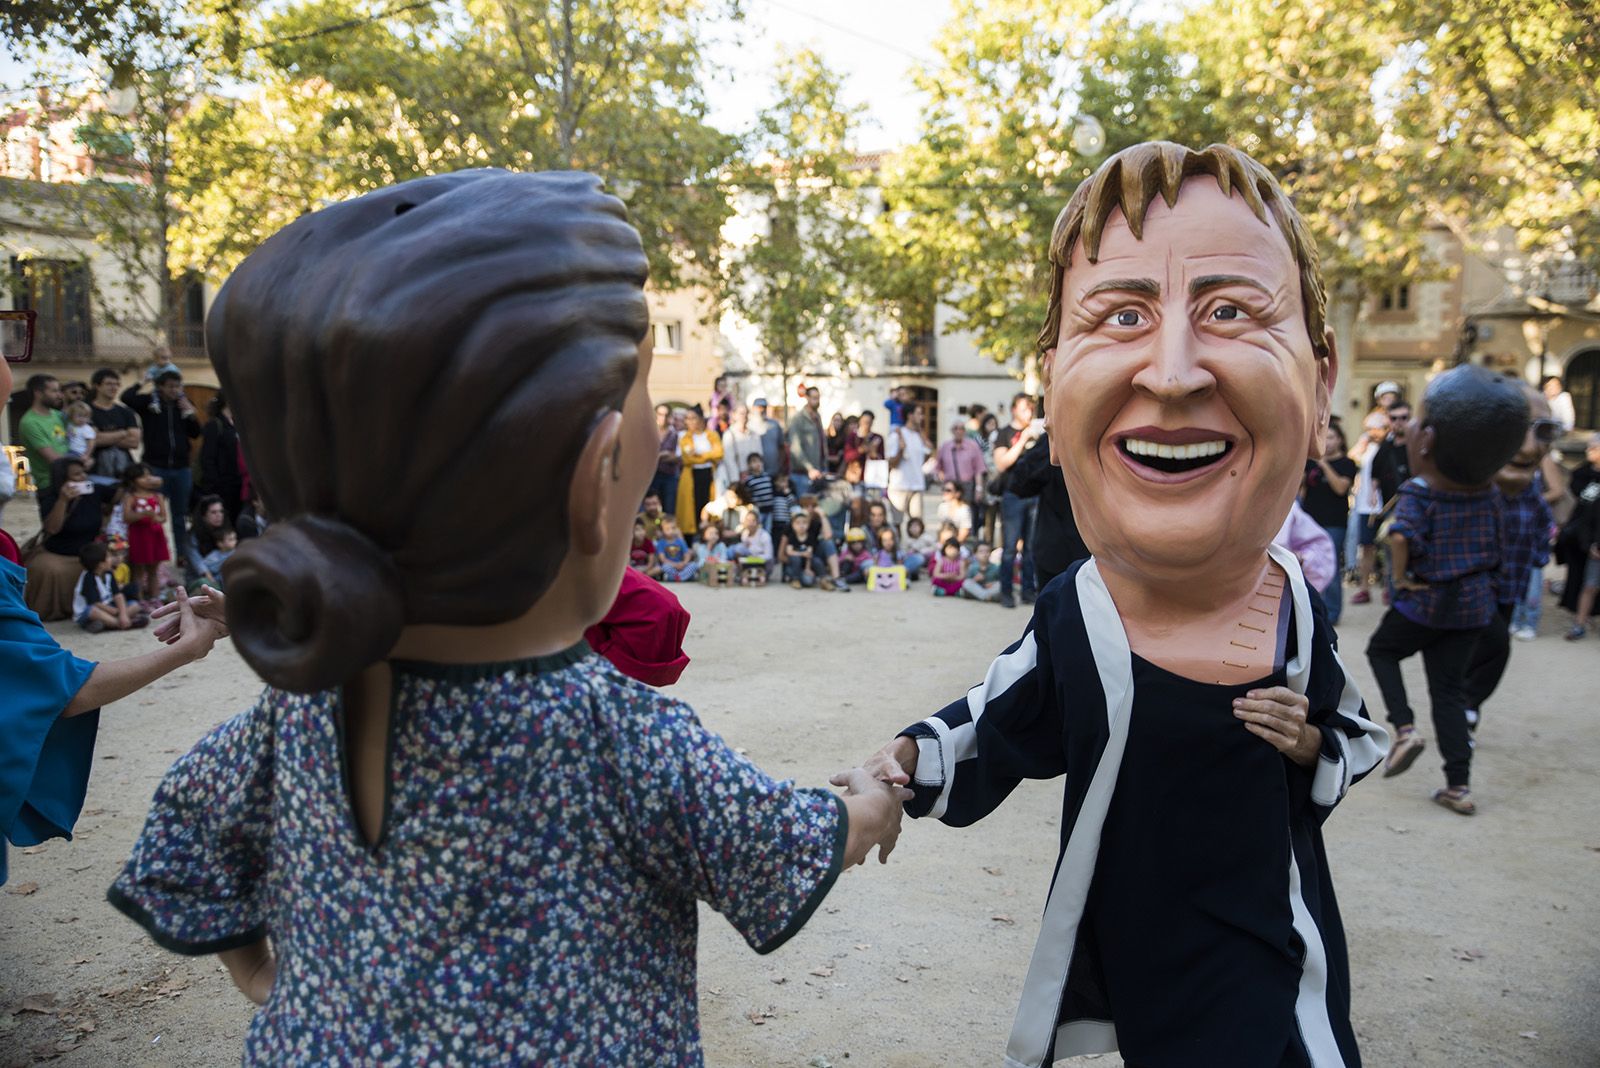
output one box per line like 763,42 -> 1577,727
854,142 -> 1390,1067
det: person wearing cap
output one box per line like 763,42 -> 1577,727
837,526 -> 873,585
1372,380 -> 1402,409
748,396 -> 787,476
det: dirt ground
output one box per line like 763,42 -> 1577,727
3,513 -> 1598,1065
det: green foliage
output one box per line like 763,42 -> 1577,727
721,48 -> 877,396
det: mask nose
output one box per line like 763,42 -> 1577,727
1131,320 -> 1216,404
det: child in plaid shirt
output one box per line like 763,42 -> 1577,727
1366,367 -> 1530,815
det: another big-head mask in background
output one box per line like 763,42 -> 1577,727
1039,142 -> 1335,587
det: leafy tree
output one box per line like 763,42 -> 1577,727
721,47 -> 877,409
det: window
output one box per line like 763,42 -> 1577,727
174,272 -> 205,352
652,320 -> 682,354
9,257 -> 92,358
1378,284 -> 1410,313
1567,349 -> 1600,431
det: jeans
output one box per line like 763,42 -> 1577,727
999,492 -> 1037,599
1511,567 -> 1543,633
1320,523 -> 1347,624
790,473 -> 814,499
648,470 -> 679,513
1365,608 -> 1483,787
903,551 -> 926,580
1343,520 -> 1361,577
784,557 -> 817,587
1463,603 -> 1515,714
151,465 -> 196,573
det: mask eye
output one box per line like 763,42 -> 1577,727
1210,304 -> 1244,322
1107,309 -> 1145,328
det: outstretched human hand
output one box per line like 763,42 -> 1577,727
152,584 -> 230,645
835,768 -> 914,867
831,735 -> 919,790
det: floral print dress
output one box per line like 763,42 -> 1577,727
108,643 -> 846,1066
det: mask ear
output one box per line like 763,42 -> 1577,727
1042,347 -> 1060,466
568,410 -> 624,557
1310,329 -> 1339,460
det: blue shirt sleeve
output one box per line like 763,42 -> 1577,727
0,557 -> 98,883
608,686 -> 846,955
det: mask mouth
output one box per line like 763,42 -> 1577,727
1115,434 -> 1235,475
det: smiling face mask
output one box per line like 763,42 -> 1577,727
1039,142 -> 1335,588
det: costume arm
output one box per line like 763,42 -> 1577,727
1298,605 -> 1388,820
897,619 -> 1063,825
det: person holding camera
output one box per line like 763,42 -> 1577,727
24,457 -> 108,621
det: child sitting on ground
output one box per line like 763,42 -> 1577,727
197,528 -> 238,590
903,517 -> 937,580
107,171 -> 907,1065
64,401 -> 97,467
74,542 -> 145,633
929,539 -> 965,597
780,512 -> 832,590
960,541 -> 1002,602
838,527 -> 872,586
696,523 -> 733,587
655,517 -> 698,582
628,518 -> 661,578
737,505 -> 773,586
1365,365 -> 1529,816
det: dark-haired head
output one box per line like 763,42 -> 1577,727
79,541 -> 108,570
209,169 -> 650,692
1413,365 -> 1530,488
120,462 -> 151,490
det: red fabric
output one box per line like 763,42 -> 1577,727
584,568 -> 691,687
0,528 -> 18,565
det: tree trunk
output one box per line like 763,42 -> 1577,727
1326,275 -> 1363,426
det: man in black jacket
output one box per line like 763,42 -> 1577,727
122,370 -> 201,572
1007,428 -> 1091,590
1371,400 -> 1412,505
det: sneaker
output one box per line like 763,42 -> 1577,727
1512,626 -> 1536,642
1383,729 -> 1426,778
999,593 -> 1017,609
1350,589 -> 1371,605
790,579 -> 803,590
1463,708 -> 1479,733
1021,590 -> 1038,605
83,619 -> 106,635
1566,624 -> 1588,641
819,577 -> 836,592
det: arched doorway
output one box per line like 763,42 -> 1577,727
904,385 -> 939,446
1566,349 -> 1600,431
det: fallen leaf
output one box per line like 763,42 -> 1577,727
705,987 -> 722,997
1519,1030 -> 1539,1039
6,882 -> 39,896
161,748 -> 180,754
991,914 -> 1015,925
54,1037 -> 82,1053
1424,974 -> 1434,981
1386,825 -> 1410,835
983,866 -> 1004,876
1453,948 -> 1485,962
21,846 -> 45,855
895,975 -> 911,983
852,943 -> 870,951
100,754 -> 117,760
80,808 -> 105,817
808,965 -> 835,978
68,958 -> 90,966
17,993 -> 59,1014
769,974 -> 787,985
52,916 -> 78,925
808,1056 -> 834,1068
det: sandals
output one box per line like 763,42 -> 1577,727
1383,730 -> 1426,778
1432,787 -> 1477,816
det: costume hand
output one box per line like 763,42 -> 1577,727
152,586 -> 229,653
1233,687 -> 1321,767
220,940 -> 276,1006
835,767 -> 914,866
830,735 -> 918,789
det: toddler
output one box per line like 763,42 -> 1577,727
737,509 -> 773,586
838,527 -> 873,586
655,517 -> 698,582
903,517 -> 936,580
64,401 -> 97,466
122,464 -> 170,602
960,541 -> 1002,602
1366,366 -> 1529,815
770,473 -> 797,529
198,528 -> 238,588
696,524 -> 733,588
780,512 -> 829,590
929,539 -> 965,597
107,171 -> 907,1065
628,518 -> 661,577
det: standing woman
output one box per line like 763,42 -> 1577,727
1300,422 -> 1357,624
825,413 -> 848,476
675,409 -> 723,537
199,393 -> 244,528
977,411 -> 1000,545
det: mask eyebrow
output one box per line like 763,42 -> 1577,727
1190,273 -> 1267,298
1082,277 -> 1160,299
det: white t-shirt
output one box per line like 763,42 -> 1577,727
1353,448 -> 1383,516
937,500 -> 974,534
67,423 -> 96,458
886,429 -> 930,492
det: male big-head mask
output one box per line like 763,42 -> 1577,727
1039,142 -> 1335,589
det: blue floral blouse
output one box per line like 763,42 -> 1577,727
108,643 -> 846,1066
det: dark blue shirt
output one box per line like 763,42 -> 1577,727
1389,478 -> 1503,629
1496,478 -> 1554,606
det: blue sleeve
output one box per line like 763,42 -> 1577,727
609,686 -> 846,955
107,695 -> 275,954
0,559 -> 98,883
898,615 -> 1065,826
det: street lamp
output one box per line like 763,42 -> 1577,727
1520,304 -> 1554,383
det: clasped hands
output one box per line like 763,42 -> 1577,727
829,736 -> 920,868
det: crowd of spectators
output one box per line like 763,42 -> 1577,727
6,357 -> 271,627
635,382 -> 1077,607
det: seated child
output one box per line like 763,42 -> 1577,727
780,512 -> 832,590
902,517 -> 936,580
198,528 -> 238,589
865,526 -> 908,592
655,517 -> 698,582
74,542 -> 145,633
1366,365 -> 1530,816
702,483 -> 750,539
637,493 -> 666,541
106,170 -> 908,1065
695,523 -> 734,587
736,509 -> 773,586
929,539 -> 965,597
960,541 -> 1002,602
838,527 -> 872,585
628,518 -> 661,577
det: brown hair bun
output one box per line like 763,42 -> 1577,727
223,516 -> 404,693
